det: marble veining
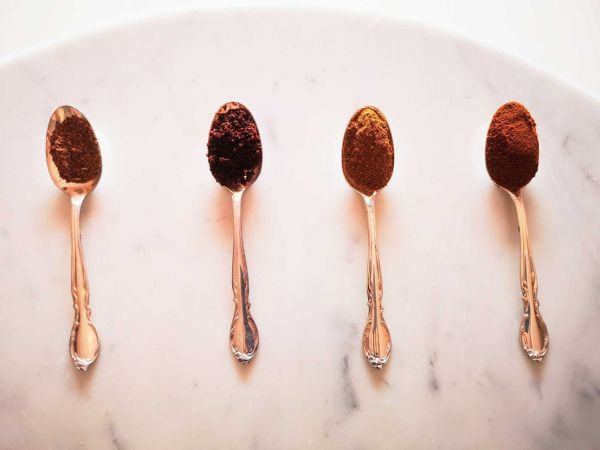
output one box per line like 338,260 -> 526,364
0,8 -> 600,450
340,354 -> 360,412
428,352 -> 440,392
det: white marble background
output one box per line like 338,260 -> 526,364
1,9 -> 600,450
2,1 -> 600,98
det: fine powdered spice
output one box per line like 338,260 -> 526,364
207,102 -> 262,192
486,102 -> 539,194
342,107 -> 394,196
49,116 -> 102,183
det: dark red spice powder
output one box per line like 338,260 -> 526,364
207,102 -> 262,192
342,107 -> 394,196
49,116 -> 102,183
485,102 -> 539,194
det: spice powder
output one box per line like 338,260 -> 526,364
486,102 -> 539,194
342,107 -> 394,196
207,102 -> 262,192
49,116 -> 102,184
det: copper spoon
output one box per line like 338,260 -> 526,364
46,105 -> 102,371
207,102 -> 261,364
508,190 -> 549,361
342,106 -> 394,369
486,101 -> 549,361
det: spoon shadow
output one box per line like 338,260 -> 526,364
344,189 -> 390,237
47,191 -> 101,230
232,349 -> 258,381
486,186 -> 517,249
521,188 -> 540,236
364,357 -> 391,389
211,186 -> 258,242
522,349 -> 547,387
72,355 -> 99,394
487,185 -> 540,250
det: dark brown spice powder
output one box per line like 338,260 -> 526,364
207,102 -> 262,192
342,107 -> 394,196
486,102 -> 539,194
49,116 -> 102,183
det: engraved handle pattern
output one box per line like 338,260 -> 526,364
230,191 -> 259,364
511,193 -> 549,361
362,195 -> 391,369
69,195 -> 100,371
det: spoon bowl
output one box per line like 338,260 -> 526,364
46,105 -> 102,197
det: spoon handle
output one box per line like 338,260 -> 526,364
229,191 -> 259,364
69,196 -> 100,371
510,193 -> 549,361
362,195 -> 391,369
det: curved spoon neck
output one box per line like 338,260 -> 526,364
362,192 -> 377,206
70,194 -> 87,208
231,189 -> 245,202
504,186 -> 521,199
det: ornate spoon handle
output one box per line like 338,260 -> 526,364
69,195 -> 100,371
362,195 -> 391,369
229,190 -> 259,364
510,192 -> 549,361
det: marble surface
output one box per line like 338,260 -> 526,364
4,1 -> 600,99
1,9 -> 600,450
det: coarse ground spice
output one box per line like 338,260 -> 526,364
49,116 -> 102,183
342,107 -> 394,196
207,102 -> 262,192
486,102 -> 539,194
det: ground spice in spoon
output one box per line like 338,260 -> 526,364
485,102 -> 539,194
49,116 -> 102,183
342,107 -> 394,196
207,102 -> 262,192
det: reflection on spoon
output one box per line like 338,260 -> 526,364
46,105 -> 102,371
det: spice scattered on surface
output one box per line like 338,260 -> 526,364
486,102 -> 539,194
342,107 -> 394,196
49,116 -> 101,183
207,102 -> 262,192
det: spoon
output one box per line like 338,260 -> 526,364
342,106 -> 394,369
207,102 -> 262,364
486,101 -> 549,361
46,105 -> 102,371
